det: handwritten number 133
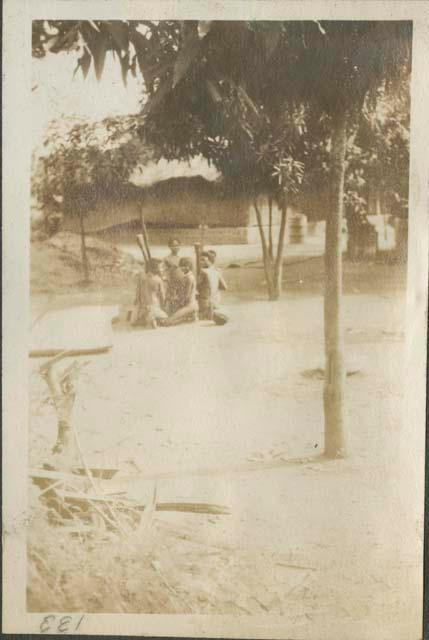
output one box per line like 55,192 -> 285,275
40,614 -> 84,633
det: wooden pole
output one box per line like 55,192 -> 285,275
136,234 -> 149,263
199,222 -> 208,252
139,207 -> 151,259
194,243 -> 202,277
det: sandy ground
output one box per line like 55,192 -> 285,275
28,248 -> 423,638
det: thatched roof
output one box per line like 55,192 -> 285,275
63,175 -> 251,233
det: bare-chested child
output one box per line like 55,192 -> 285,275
207,250 -> 227,299
198,251 -> 229,325
133,259 -> 168,329
161,257 -> 198,326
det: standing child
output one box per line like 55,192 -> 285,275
163,238 -> 181,271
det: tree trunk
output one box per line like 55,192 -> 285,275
194,242 -> 202,278
253,199 -> 275,300
375,189 -> 382,217
139,208 -> 151,259
79,209 -> 90,283
268,195 -> 274,260
272,205 -> 288,300
324,110 -> 348,458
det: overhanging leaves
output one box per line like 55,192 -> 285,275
105,21 -> 129,52
83,25 -> 108,81
74,49 -> 91,80
119,52 -> 130,87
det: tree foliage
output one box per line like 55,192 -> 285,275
33,19 -> 411,298
32,19 -> 411,211
354,79 -> 410,216
33,115 -> 152,216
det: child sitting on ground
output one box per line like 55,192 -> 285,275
161,257 -> 198,326
163,262 -> 183,315
133,259 -> 168,329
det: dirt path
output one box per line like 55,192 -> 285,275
28,259 -> 422,637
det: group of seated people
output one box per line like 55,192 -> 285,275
133,239 -> 228,329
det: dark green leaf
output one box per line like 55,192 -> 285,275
73,49 -> 91,79
86,34 -> 108,81
105,21 -> 129,52
120,53 -> 129,87
130,31 -> 154,91
130,54 -> 137,78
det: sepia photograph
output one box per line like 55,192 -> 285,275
2,2 -> 429,638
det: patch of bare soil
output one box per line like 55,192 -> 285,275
31,232 -> 141,297
28,250 -> 421,637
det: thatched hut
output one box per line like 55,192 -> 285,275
61,170 -> 331,246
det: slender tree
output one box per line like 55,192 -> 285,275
34,115 -> 152,281
291,22 -> 412,457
